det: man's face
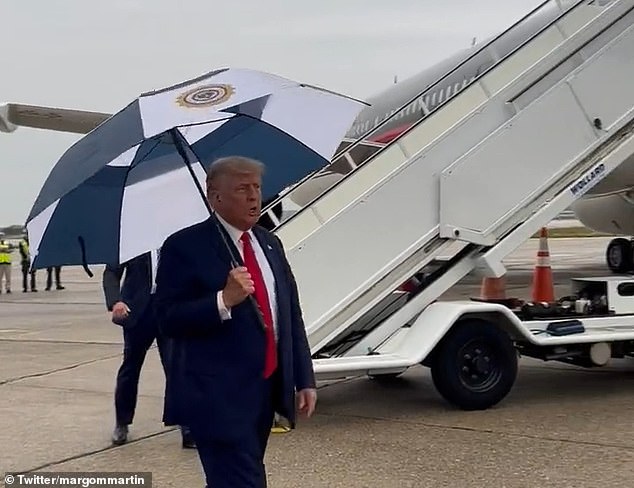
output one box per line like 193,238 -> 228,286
209,171 -> 262,231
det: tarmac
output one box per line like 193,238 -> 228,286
1,236 -> 633,487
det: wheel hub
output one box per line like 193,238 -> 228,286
473,355 -> 490,375
608,246 -> 623,267
459,342 -> 501,391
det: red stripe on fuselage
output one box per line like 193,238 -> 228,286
368,122 -> 414,144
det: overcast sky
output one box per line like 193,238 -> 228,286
0,0 -> 543,226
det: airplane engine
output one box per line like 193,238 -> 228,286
571,190 -> 634,273
0,104 -> 17,133
258,171 -> 346,230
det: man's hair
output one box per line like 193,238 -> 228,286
206,156 -> 265,191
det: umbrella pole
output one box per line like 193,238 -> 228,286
168,128 -> 267,331
167,129 -> 239,265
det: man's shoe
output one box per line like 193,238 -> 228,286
182,436 -> 196,449
180,426 -> 196,449
56,285 -> 65,290
271,415 -> 291,434
271,423 -> 291,434
111,424 -> 128,446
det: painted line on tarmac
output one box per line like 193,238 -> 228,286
315,411 -> 634,451
0,338 -> 122,346
0,352 -> 124,387
12,428 -> 178,475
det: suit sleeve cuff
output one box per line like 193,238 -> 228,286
217,291 -> 232,321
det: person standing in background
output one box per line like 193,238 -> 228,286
19,234 -> 37,293
46,266 -> 65,291
0,232 -> 13,294
103,251 -> 194,448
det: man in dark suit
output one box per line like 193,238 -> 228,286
103,252 -> 194,448
154,156 -> 316,488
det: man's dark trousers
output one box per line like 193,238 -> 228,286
21,263 -> 36,292
46,266 -> 63,290
192,370 -> 281,488
115,298 -> 169,426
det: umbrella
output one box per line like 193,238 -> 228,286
25,67 -> 367,273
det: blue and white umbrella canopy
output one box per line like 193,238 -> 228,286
25,68 -> 366,271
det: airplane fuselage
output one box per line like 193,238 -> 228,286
332,2 -> 634,238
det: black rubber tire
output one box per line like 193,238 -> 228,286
431,320 -> 517,410
606,238 -> 633,274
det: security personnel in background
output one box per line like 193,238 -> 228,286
0,232 -> 13,294
18,235 -> 37,293
103,251 -> 194,448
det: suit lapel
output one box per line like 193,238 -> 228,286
205,216 -> 244,267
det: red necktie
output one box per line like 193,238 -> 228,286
240,232 -> 277,378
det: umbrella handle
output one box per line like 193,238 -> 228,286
77,236 -> 94,278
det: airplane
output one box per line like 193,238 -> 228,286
2,0 -> 633,273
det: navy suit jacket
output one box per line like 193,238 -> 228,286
154,217 -> 315,442
102,252 -> 154,327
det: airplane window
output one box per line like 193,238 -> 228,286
418,98 -> 429,115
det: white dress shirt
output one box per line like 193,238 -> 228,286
214,213 -> 278,339
150,248 -> 160,295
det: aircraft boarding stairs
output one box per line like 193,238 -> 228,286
262,0 -> 634,377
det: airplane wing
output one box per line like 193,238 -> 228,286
0,103 -> 111,134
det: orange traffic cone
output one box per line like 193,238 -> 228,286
531,227 -> 555,302
480,275 -> 507,300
